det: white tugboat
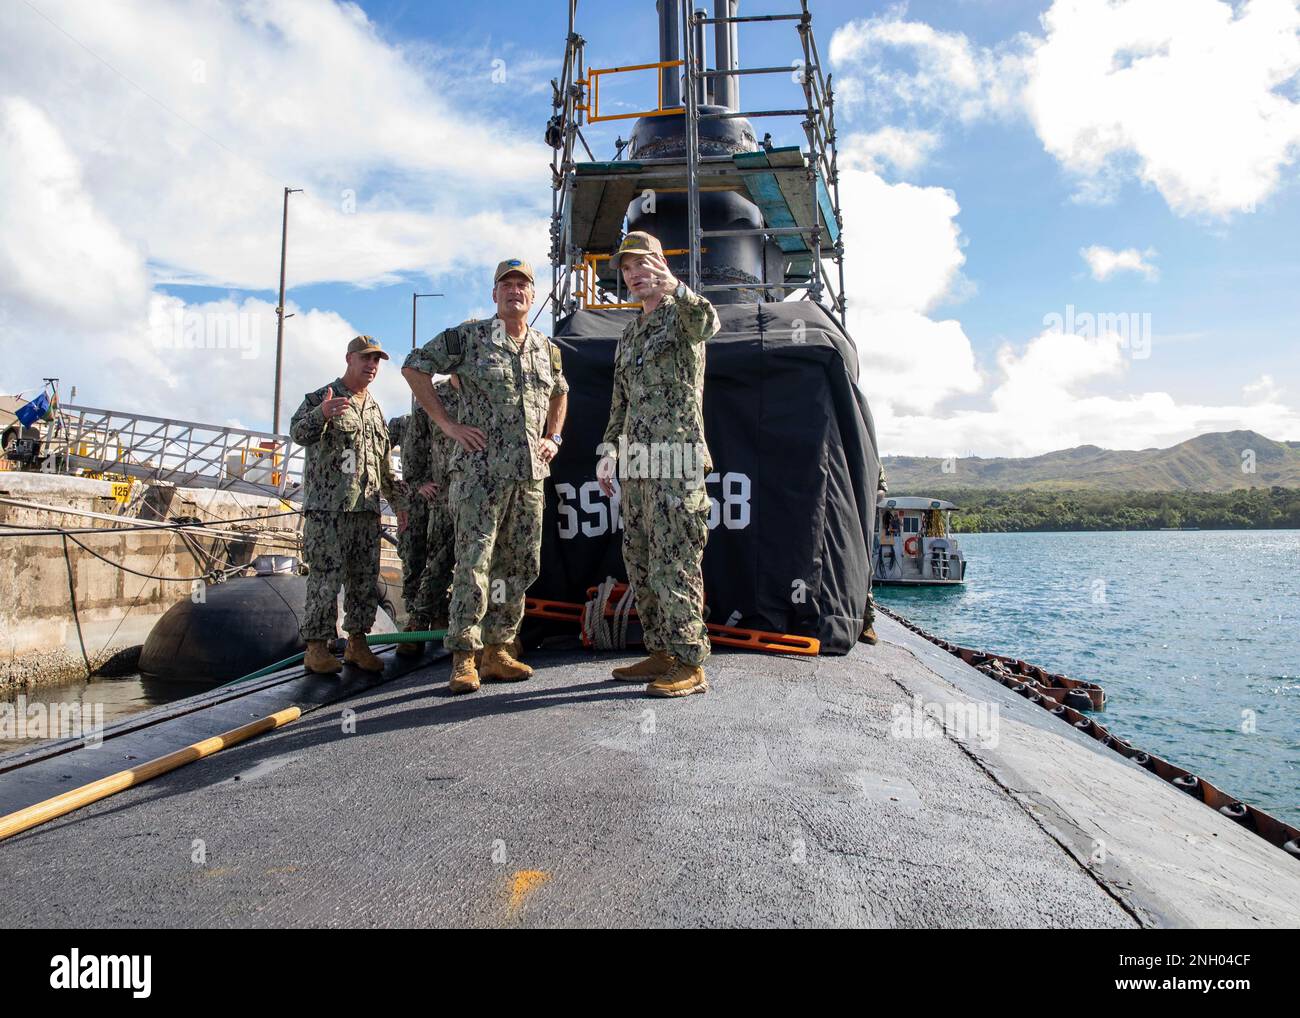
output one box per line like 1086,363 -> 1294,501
874,496 -> 967,585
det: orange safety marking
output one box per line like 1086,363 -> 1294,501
524,597 -> 584,622
578,584 -> 819,655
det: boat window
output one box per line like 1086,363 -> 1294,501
902,516 -> 920,534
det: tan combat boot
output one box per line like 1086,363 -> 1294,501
395,623 -> 423,657
449,650 -> 480,694
304,639 -> 342,675
611,650 -> 676,682
861,626 -> 879,645
479,643 -> 533,682
646,660 -> 709,698
343,634 -> 384,672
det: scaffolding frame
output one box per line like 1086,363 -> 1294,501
549,0 -> 847,332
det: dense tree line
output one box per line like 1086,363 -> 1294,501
928,487 -> 1300,533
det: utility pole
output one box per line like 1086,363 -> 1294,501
272,186 -> 302,435
412,292 -> 443,350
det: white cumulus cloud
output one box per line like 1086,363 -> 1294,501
1081,244 -> 1160,281
0,0 -> 553,432
884,329 -> 1300,457
839,126 -> 941,177
0,0 -> 553,292
831,1 -> 1300,218
0,97 -> 150,328
829,11 -> 1029,122
837,161 -> 983,418
1024,0 -> 1300,217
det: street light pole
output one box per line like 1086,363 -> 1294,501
272,186 -> 303,435
412,292 -> 443,350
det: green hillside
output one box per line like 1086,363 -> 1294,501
882,431 -> 1300,492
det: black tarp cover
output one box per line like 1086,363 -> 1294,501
534,300 -> 881,654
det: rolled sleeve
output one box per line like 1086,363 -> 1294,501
404,328 -> 462,376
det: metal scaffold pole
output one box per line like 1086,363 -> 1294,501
682,0 -> 702,292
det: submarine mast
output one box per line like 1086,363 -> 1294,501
548,0 -> 847,329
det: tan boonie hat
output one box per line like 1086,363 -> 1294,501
347,335 -> 389,360
493,257 -> 535,283
608,230 -> 665,270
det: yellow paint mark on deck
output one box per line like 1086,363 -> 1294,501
507,869 -> 550,917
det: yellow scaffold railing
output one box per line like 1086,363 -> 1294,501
577,59 -> 684,123
577,249 -> 692,310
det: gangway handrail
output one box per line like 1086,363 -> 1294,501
41,403 -> 307,499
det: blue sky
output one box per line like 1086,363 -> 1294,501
2,0 -> 1298,456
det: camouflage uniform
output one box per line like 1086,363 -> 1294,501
404,319 -> 566,652
290,378 -> 408,641
407,380 -> 462,630
603,285 -> 720,666
388,409 -> 431,615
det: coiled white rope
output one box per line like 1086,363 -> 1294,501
583,576 -> 636,650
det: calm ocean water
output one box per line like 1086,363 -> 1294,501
876,529 -> 1300,825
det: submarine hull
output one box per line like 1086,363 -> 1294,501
138,574 -> 396,686
139,575 -> 311,685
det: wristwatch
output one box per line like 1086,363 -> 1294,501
549,433 -> 563,446
674,282 -> 687,299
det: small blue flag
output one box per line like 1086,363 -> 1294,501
15,392 -> 49,427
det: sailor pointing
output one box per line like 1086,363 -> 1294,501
598,231 -> 720,697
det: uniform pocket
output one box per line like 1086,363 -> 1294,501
332,409 -> 361,433
637,335 -> 678,387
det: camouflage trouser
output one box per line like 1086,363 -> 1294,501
408,493 -> 455,630
444,473 -> 543,652
621,478 -> 711,666
301,510 -> 381,641
398,499 -> 430,610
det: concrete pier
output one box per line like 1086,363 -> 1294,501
0,474 -> 317,691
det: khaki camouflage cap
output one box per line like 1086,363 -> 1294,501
608,230 -> 665,270
493,257 -> 535,284
347,335 -> 389,360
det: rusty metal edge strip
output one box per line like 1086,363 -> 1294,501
875,602 -> 1300,861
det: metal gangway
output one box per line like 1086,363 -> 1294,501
41,404 -> 306,500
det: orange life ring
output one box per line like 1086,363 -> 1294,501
904,536 -> 919,557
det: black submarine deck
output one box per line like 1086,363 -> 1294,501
1,616 -> 1296,928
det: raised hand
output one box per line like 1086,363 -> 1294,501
643,251 -> 678,298
321,386 -> 350,420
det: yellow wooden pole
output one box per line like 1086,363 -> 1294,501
0,706 -> 302,843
